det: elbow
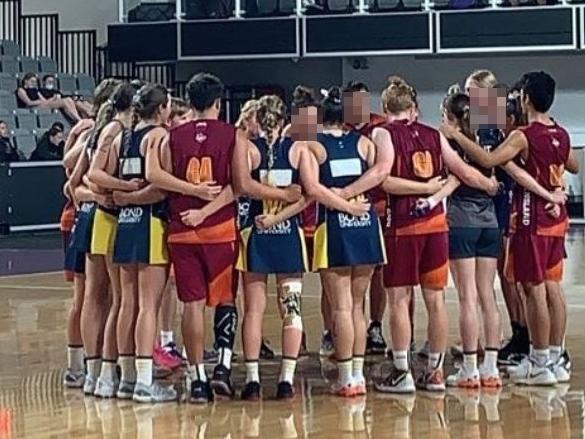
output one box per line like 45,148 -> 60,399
304,183 -> 319,199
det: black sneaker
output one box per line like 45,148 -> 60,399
241,381 -> 262,401
366,322 -> 387,355
260,339 -> 275,360
276,381 -> 295,400
190,380 -> 214,404
210,365 -> 234,399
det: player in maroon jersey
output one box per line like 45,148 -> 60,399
441,71 -> 579,386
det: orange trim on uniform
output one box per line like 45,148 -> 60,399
394,213 -> 449,237
545,260 -> 564,282
374,199 -> 386,218
420,262 -> 448,290
168,220 -> 237,244
207,263 -> 235,307
60,205 -> 76,232
504,239 -> 515,282
537,219 -> 569,237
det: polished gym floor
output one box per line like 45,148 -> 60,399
1,231 -> 585,438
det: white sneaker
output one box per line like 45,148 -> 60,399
446,366 -> 480,389
83,375 -> 97,395
552,351 -> 571,383
375,368 -> 416,394
64,369 -> 85,388
479,365 -> 502,388
511,359 -> 557,386
94,376 -> 119,398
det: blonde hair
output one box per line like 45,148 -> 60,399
236,99 -> 259,131
256,95 -> 286,147
382,75 -> 416,115
467,69 -> 497,89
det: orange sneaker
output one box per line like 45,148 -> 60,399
331,381 -> 357,398
446,367 -> 481,389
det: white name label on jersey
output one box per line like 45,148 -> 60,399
330,158 -> 362,178
260,169 -> 293,187
120,157 -> 142,177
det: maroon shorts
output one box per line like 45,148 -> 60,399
305,236 -> 314,270
383,232 -> 449,290
169,241 -> 238,306
505,233 -> 565,283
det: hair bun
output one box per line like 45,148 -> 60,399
327,86 -> 342,102
447,83 -> 461,95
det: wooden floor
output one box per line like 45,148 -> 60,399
2,231 -> 585,438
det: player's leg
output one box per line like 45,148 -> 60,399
366,266 -> 387,355
65,273 -> 86,387
351,265 -> 375,395
319,273 -> 334,356
116,264 -> 138,399
154,275 -> 183,369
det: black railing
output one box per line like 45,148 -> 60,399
58,30 -> 97,77
19,13 -> 58,59
0,0 -> 20,42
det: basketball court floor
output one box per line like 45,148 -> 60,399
1,231 -> 585,438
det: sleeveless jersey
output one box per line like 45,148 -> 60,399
509,121 -> 571,237
385,120 -> 448,236
168,119 -> 237,244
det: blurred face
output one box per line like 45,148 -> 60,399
0,122 -> 8,138
44,76 -> 57,90
290,106 -> 319,142
469,87 -> 507,130
25,76 -> 38,89
343,90 -> 370,126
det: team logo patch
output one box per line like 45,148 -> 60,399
412,151 -> 434,179
195,132 -> 207,144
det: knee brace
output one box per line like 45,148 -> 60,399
214,305 -> 238,350
280,280 -> 303,331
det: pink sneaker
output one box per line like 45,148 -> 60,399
153,342 -> 182,370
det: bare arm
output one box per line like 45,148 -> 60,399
502,161 -> 566,204
17,88 -> 42,107
68,147 -> 89,189
566,149 -> 580,174
114,184 -> 166,206
63,130 -> 91,171
257,196 -> 309,230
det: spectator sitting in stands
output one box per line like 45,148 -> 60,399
41,74 -> 93,119
16,73 -> 81,123
30,122 -> 65,161
0,120 -> 23,162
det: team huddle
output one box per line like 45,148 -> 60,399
59,68 -> 577,405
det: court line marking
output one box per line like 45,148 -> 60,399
0,270 -> 61,279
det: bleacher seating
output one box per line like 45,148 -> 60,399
0,90 -> 17,111
1,59 -> 20,75
327,0 -> 353,12
57,73 -> 77,96
38,56 -> 58,73
76,74 -> 96,98
38,110 -> 66,131
0,40 -> 20,57
0,109 -> 16,132
11,129 -> 37,159
0,73 -> 17,92
257,0 -> 278,14
14,109 -> 36,130
19,56 -> 39,73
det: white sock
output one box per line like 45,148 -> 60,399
86,358 -> 102,379
188,364 -> 207,383
529,344 -> 534,357
463,353 -> 478,371
160,331 -> 174,347
67,346 -> 84,372
182,346 -> 187,359
279,358 -> 297,385
136,358 -> 153,386
531,348 -> 549,368
550,345 -> 562,363
393,350 -> 409,371
118,356 -> 136,383
338,359 -> 353,386
482,349 -> 498,372
219,347 -> 233,370
99,360 -> 116,382
428,352 -> 445,371
245,361 -> 260,384
353,356 -> 365,381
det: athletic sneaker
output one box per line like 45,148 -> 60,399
510,358 -> 557,386
189,379 -> 214,404
319,331 -> 334,357
331,380 -> 357,398
353,378 -> 367,396
133,381 -> 177,403
366,322 -> 387,355
416,369 -> 446,392
375,368 -> 416,394
116,380 -> 136,399
552,350 -> 571,383
478,365 -> 502,388
498,325 -> 530,366
83,375 -> 97,395
276,381 -> 295,400
153,343 -> 182,370
446,366 -> 480,389
260,339 -> 275,360
210,365 -> 234,399
64,369 -> 85,388
204,347 -> 219,364
241,381 -> 262,401
94,376 -> 119,398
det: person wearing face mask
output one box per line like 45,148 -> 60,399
0,120 -> 23,162
16,73 -> 82,123
41,74 -> 93,119
30,122 -> 66,161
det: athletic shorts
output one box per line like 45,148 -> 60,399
449,227 -> 501,260
505,233 -> 565,283
384,232 -> 449,290
169,242 -> 238,306
63,230 -> 85,282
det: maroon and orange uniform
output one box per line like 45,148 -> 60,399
168,119 -> 238,305
383,120 -> 449,290
505,121 -> 570,283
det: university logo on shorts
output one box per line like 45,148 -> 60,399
186,157 -> 213,184
119,207 -> 144,224
412,151 -> 434,179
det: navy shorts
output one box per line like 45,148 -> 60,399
449,227 -> 501,259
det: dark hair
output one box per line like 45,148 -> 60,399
442,92 -> 473,140
171,97 -> 189,119
344,81 -> 369,93
520,71 -> 555,113
186,73 -> 224,112
133,83 -> 169,121
292,85 -> 316,109
20,73 -> 37,87
48,123 -> 64,138
320,86 -> 343,125
42,74 -> 56,82
0,120 -> 5,125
